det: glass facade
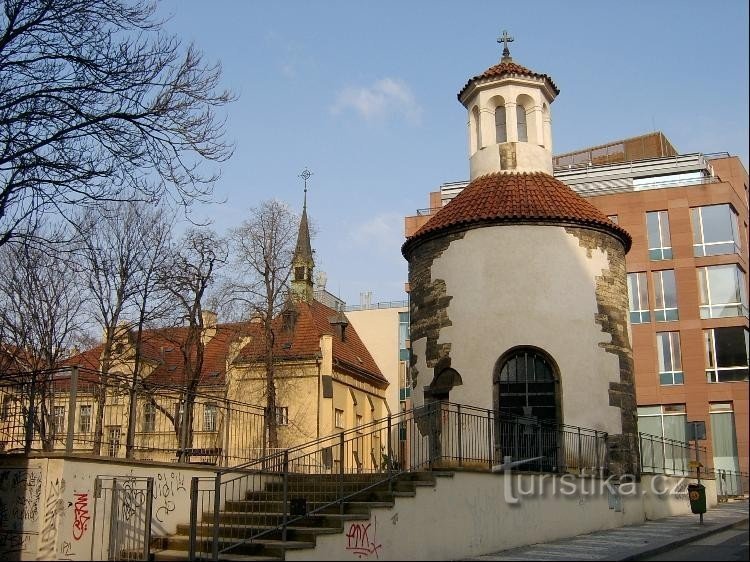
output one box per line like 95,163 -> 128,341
646,210 -> 672,260
628,272 -> 650,324
704,327 -> 750,383
697,265 -> 748,319
653,269 -> 679,321
691,204 -> 741,257
657,331 -> 683,385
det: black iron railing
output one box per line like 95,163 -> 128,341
188,402 -> 609,559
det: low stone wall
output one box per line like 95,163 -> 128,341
641,473 -> 717,520
0,454 -> 225,561
287,471 -> 717,562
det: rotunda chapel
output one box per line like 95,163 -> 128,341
402,35 -> 639,475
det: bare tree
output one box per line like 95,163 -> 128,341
162,226 -> 226,461
0,225 -> 87,450
0,0 -> 235,247
229,200 -> 298,448
78,200 -> 156,454
123,204 -> 174,458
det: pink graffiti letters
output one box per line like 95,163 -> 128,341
345,516 -> 382,559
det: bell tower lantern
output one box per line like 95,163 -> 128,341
458,32 -> 559,179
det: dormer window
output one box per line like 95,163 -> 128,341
516,105 -> 528,142
495,105 -> 507,143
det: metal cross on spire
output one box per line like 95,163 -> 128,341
497,30 -> 514,62
299,168 -> 312,208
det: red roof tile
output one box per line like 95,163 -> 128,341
402,172 -> 631,257
458,60 -> 560,101
236,300 -> 386,386
65,300 -> 386,388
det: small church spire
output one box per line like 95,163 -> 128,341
497,30 -> 514,62
291,168 -> 315,303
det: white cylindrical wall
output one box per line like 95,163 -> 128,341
410,225 -> 625,436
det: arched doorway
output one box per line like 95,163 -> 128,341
493,347 -> 561,471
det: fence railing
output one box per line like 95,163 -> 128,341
638,432 -> 709,477
0,368 -> 267,467
715,470 -> 749,499
189,401 -> 609,559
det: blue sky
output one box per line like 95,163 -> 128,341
157,0 -> 749,307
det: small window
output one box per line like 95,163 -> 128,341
107,426 -> 121,457
495,105 -> 507,143
52,406 -> 66,436
275,406 -> 288,426
704,327 -> 749,383
294,266 -> 305,281
653,270 -> 678,322
657,332 -> 683,385
697,265 -> 748,319
516,105 -> 528,142
334,408 -> 344,429
646,211 -> 672,260
627,272 -> 650,324
79,405 -> 92,433
204,403 -> 218,431
142,402 -> 156,433
709,403 -> 733,412
607,215 -> 619,225
691,204 -> 741,257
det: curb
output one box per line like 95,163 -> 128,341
617,512 -> 749,561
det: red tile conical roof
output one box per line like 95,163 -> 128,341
458,60 -> 560,101
402,172 -> 631,257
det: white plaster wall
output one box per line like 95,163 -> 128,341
641,474 -> 718,520
286,471 -> 646,562
412,225 -> 625,436
0,456 -> 274,561
470,142 -> 552,178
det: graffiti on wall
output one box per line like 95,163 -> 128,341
0,531 -> 33,558
37,477 -> 65,560
345,516 -> 382,559
0,468 -> 44,558
0,468 -> 43,532
71,493 -> 89,541
153,471 -> 186,523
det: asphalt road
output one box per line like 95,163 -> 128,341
640,520 -> 749,561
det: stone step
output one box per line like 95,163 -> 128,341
154,535 -> 315,558
223,499 -> 394,515
178,522 -> 342,543
151,548 -> 280,561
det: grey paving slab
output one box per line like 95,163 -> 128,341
462,500 -> 749,561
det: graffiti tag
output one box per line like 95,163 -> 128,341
345,517 -> 382,559
153,471 -> 186,523
72,492 -> 90,540
38,477 -> 65,560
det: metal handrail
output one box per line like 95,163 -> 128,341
195,402 -> 610,559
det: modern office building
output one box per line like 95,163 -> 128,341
405,133 -> 749,476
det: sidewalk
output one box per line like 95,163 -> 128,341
462,499 -> 749,561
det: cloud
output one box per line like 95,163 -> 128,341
345,212 -> 405,260
332,78 -> 422,124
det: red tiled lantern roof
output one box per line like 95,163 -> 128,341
458,60 -> 560,101
402,172 -> 631,257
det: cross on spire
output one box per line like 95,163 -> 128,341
299,168 -> 312,209
497,30 -> 514,62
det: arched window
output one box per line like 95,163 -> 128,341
472,106 -> 481,152
516,104 -> 528,142
493,347 -> 561,471
495,347 -> 557,420
495,105 -> 507,143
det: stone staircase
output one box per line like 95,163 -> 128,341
151,471 -> 451,561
